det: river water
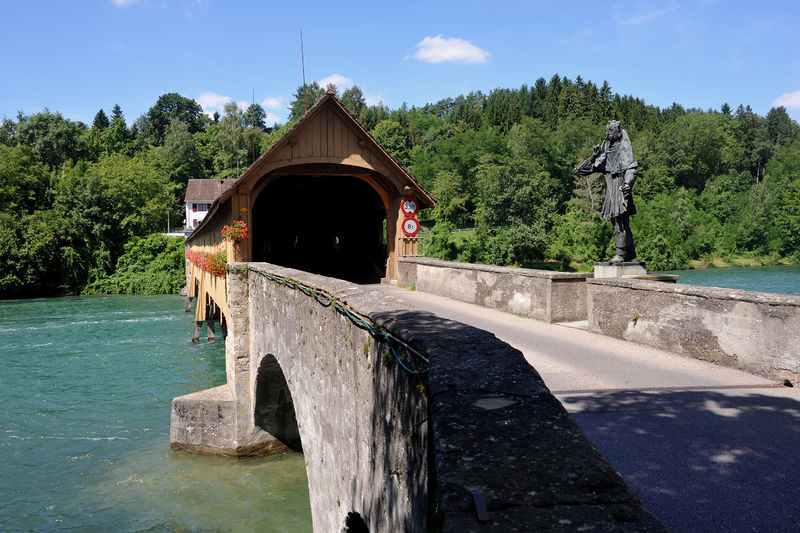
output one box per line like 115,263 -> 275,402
0,295 -> 312,532
659,264 -> 800,295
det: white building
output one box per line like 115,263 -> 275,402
185,178 -> 237,231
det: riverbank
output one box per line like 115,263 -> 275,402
688,253 -> 796,270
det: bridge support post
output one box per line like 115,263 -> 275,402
206,320 -> 216,341
185,296 -> 194,312
191,321 -> 203,343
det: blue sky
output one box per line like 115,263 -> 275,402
2,0 -> 799,126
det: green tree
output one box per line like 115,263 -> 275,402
474,145 -> 557,265
431,169 -> 468,228
0,210 -> 62,297
341,85 -> 366,116
83,234 -> 186,294
546,198 -> 613,269
53,164 -> 116,289
160,119 -> 204,185
16,109 -> 88,169
765,106 -> 798,148
372,120 -> 411,167
0,145 -> 51,213
92,109 -> 110,130
215,101 -> 246,176
0,118 -> 17,145
288,81 -> 325,122
358,104 -> 390,131
111,104 -> 125,122
657,113 -> 736,190
139,92 -> 205,146
765,141 -> 800,259
243,103 -> 267,131
735,104 -> 771,182
102,116 -> 132,156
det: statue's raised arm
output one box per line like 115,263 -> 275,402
576,141 -> 607,175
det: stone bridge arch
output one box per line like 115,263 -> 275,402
254,353 -> 301,451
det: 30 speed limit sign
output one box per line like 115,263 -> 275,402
401,197 -> 419,217
402,217 -> 420,237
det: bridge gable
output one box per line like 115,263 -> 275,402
225,92 -> 433,209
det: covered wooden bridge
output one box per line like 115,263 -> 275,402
185,91 -> 435,339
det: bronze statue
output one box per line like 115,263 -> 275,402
577,120 -> 638,264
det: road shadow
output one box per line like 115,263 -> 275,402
559,389 -> 800,533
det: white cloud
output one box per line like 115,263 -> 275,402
197,91 -> 231,111
773,90 -> 800,109
619,5 -> 678,26
197,91 -> 241,118
111,0 -> 140,6
318,73 -> 353,90
264,112 -> 282,125
411,35 -> 490,64
261,97 -> 283,110
365,94 -> 383,107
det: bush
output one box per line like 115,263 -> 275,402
83,234 -> 186,294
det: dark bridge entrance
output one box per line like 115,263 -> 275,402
252,174 -> 387,283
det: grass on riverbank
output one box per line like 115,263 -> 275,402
689,253 -> 796,270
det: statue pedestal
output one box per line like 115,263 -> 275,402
594,262 -> 647,278
593,262 -> 679,282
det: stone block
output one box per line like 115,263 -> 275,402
170,385 -> 239,456
594,261 -> 647,278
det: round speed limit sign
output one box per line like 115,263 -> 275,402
402,217 -> 420,237
401,197 -> 418,217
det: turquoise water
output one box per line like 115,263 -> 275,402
0,295 -> 312,532
659,264 -> 800,295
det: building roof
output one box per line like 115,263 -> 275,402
185,178 -> 237,203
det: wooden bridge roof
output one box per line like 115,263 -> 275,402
213,91 -> 435,210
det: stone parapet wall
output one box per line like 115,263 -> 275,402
588,278 -> 800,385
397,257 -> 591,323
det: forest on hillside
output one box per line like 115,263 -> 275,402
1,74 -> 799,298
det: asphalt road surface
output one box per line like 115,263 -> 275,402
379,285 -> 800,533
